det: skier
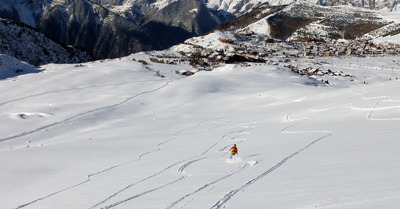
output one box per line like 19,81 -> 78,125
229,144 -> 238,159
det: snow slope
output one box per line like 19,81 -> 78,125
1,53 -> 400,209
0,54 -> 42,79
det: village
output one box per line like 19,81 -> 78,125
142,32 -> 400,80
220,36 -> 400,59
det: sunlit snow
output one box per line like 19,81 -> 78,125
1,50 -> 400,209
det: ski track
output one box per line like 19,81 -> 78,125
201,129 -> 250,156
210,135 -> 332,209
177,157 -> 207,176
17,85 -> 399,209
166,163 -> 249,209
367,96 -> 400,120
14,91 -> 396,209
3,72 -> 255,209
89,89 -> 400,209
15,124 -> 192,209
93,122 -> 254,208
88,121 -> 216,208
15,118 -> 212,209
163,125 -> 255,209
101,176 -> 186,209
210,111 -> 333,209
0,80 -> 173,143
367,97 -> 387,119
98,157 -> 209,209
10,80 -> 177,209
13,94 -> 397,209
210,91 -> 400,209
350,87 -> 400,121
0,80 -> 160,106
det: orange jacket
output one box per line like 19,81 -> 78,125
229,145 -> 238,154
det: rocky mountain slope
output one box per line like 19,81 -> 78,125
0,18 -> 92,66
0,0 -> 227,60
0,0 -> 399,64
204,0 -> 400,15
215,1 -> 400,41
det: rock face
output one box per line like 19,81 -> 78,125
0,19 -> 92,66
266,2 -> 388,41
0,0 -> 398,62
36,0 -> 157,59
215,2 -> 396,41
0,0 -> 226,60
204,0 -> 400,14
143,0 -> 224,48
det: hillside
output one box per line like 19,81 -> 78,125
1,0 -> 399,62
1,3 -> 400,208
1,38 -> 400,209
0,19 -> 92,66
0,0 -> 226,59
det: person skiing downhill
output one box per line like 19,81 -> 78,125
229,144 -> 238,159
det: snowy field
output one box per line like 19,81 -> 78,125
1,53 -> 400,209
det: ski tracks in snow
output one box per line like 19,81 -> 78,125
349,86 -> 400,121
209,90 -> 400,208
210,112 -> 333,209
9,80 -> 176,209
367,96 -> 400,120
210,132 -> 332,209
166,163 -> 249,209
94,121 -> 255,209
14,118 -> 208,209
164,126 -> 255,209
0,80 -> 174,143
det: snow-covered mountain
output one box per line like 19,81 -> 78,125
97,0 -> 400,15
0,0 -> 399,62
0,18 -> 92,66
0,0 -> 227,59
212,1 -> 400,41
208,0 -> 400,14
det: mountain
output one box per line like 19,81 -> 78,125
37,0 -> 158,59
0,18 -> 92,66
0,0 -> 228,60
204,0 -> 400,15
0,0 -> 399,63
1,2 -> 400,209
214,1 -> 400,41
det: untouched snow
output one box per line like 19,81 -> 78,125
1,53 -> 400,209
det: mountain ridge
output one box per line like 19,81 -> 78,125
0,18 -> 92,66
0,0 -> 399,66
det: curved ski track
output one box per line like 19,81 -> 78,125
14,120 -> 203,209
0,80 -> 160,106
94,124 -> 254,209
210,133 -> 332,209
166,163 -> 249,209
209,92 -> 400,209
1,80 -> 173,143
367,96 -> 400,120
210,112 -> 333,209
11,84 -> 399,209
11,80 -> 174,208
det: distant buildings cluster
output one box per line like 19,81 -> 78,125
224,37 -> 400,59
149,35 -> 400,74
